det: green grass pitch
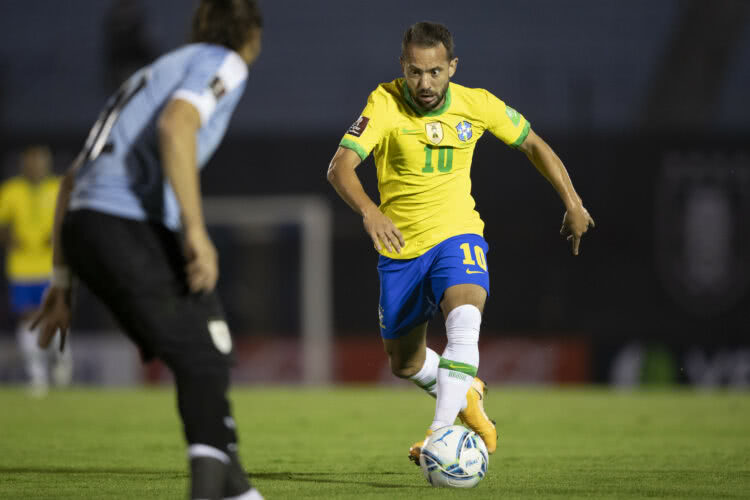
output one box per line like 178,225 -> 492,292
1,386 -> 748,499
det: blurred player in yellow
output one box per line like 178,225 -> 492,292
0,145 -> 71,396
327,22 -> 595,464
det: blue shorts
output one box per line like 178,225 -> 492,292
377,233 -> 490,339
10,281 -> 49,314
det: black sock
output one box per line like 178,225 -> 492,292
190,456 -> 227,500
224,449 -> 252,497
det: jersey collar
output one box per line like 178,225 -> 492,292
402,79 -> 452,117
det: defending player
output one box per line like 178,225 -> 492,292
31,1 -> 264,498
327,22 -> 594,464
0,145 -> 72,397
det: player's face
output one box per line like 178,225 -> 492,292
20,146 -> 52,183
401,43 -> 458,111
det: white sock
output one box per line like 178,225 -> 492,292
430,305 -> 481,432
51,333 -> 73,387
409,347 -> 439,397
17,320 -> 48,389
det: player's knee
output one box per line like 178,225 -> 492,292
389,358 -> 421,379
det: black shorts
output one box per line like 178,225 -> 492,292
62,209 -> 233,367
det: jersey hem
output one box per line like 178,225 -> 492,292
378,230 -> 484,260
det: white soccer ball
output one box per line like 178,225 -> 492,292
419,425 -> 489,488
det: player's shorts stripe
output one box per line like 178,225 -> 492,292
339,138 -> 369,161
439,357 -> 478,377
511,121 -> 531,148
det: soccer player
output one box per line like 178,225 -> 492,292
31,1 -> 264,498
0,145 -> 72,397
327,22 -> 595,464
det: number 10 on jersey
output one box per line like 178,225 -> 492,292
423,145 -> 453,173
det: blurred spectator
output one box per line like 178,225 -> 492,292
0,146 -> 71,396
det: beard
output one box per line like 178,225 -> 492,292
415,81 -> 449,110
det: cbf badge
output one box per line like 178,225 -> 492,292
456,121 -> 473,141
425,122 -> 444,145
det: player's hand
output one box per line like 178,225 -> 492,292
363,205 -> 405,253
560,205 -> 595,256
30,286 -> 72,351
184,226 -> 219,293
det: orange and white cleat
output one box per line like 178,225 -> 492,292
408,429 -> 433,466
458,377 -> 497,453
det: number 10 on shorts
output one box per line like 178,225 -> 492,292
460,242 -> 487,271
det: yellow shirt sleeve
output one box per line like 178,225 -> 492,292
339,90 -> 391,161
483,91 -> 530,148
0,182 -> 13,225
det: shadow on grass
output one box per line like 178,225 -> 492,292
253,471 -> 421,489
0,466 -> 182,476
0,467 -> 421,489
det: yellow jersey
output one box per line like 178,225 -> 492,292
340,78 -> 530,259
0,176 -> 60,281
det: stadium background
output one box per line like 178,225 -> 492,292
0,0 -> 748,387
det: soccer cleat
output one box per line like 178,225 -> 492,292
408,429 -> 433,466
458,377 -> 497,454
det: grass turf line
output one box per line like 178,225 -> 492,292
0,387 -> 748,499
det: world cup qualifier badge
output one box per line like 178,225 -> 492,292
456,121 -> 473,141
347,116 -> 370,137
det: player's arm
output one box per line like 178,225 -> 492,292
518,129 -> 594,255
31,156 -> 81,349
157,98 -> 217,293
327,147 -> 404,253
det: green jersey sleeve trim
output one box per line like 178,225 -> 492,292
339,138 -> 369,161
511,121 -> 531,148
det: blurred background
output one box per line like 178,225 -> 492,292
0,0 -> 747,388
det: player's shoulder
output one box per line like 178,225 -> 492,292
0,176 -> 26,193
450,82 -> 502,106
159,43 -> 247,81
366,78 -> 404,106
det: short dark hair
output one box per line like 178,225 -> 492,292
401,22 -> 454,60
191,0 -> 263,52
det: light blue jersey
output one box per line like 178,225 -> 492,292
69,43 -> 248,230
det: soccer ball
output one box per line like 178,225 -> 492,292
419,425 -> 488,488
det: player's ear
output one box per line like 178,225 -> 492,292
448,57 -> 458,78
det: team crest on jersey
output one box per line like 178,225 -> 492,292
425,122 -> 444,144
456,121 -> 473,141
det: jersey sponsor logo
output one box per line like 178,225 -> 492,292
505,106 -> 521,126
425,122 -> 444,144
208,319 -> 232,354
210,76 -> 227,100
347,116 -> 370,137
466,269 -> 486,274
456,120 -> 473,141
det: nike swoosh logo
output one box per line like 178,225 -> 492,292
401,128 -> 421,134
466,269 -> 485,274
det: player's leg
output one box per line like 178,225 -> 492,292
377,254 -> 441,396
12,285 -> 49,397
383,321 -> 440,396
61,210 -> 261,500
429,235 -> 497,453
